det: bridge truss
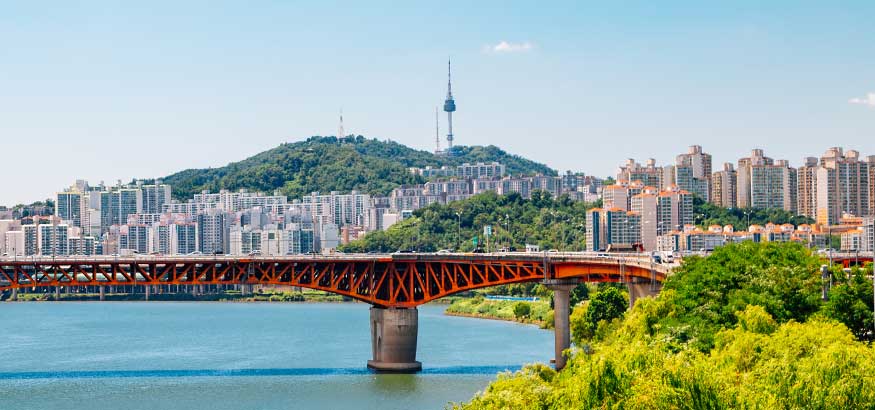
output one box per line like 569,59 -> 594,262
0,255 -> 669,307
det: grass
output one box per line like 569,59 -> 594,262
445,296 -> 554,328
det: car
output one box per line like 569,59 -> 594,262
547,249 -> 560,253
436,249 -> 452,254
248,251 -> 261,256
393,249 -> 415,254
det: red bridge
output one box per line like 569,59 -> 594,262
0,253 -> 672,372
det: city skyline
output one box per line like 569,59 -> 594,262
3,1 -> 875,205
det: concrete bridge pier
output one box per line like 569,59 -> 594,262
367,307 -> 421,373
145,285 -> 151,301
99,286 -> 105,301
545,279 -> 578,371
11,288 -> 17,301
627,280 -> 662,309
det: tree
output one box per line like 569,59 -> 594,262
824,265 -> 875,341
662,241 -> 823,351
513,302 -> 532,319
571,287 -> 628,343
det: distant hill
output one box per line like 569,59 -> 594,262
161,135 -> 556,200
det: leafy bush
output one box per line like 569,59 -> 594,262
512,302 -> 532,319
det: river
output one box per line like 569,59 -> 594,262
0,302 -> 552,410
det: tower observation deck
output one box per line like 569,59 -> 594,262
443,59 -> 456,150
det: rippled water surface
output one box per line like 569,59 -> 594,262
0,302 -> 552,410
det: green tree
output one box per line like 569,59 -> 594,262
662,241 -> 823,351
512,302 -> 532,319
341,191 -> 596,254
823,264 -> 875,341
571,287 -> 627,343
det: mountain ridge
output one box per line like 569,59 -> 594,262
160,135 -> 556,200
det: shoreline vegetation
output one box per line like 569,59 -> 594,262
2,288 -> 464,305
444,296 -> 555,329
450,242 -> 875,409
4,288 -> 347,303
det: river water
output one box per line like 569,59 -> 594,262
0,302 -> 552,410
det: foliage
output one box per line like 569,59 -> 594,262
824,263 -> 875,341
661,241 -> 823,351
693,196 -> 814,230
570,287 -> 628,344
513,302 -> 532,319
569,284 -> 589,306
341,191 -> 596,252
452,243 -> 875,409
161,136 -> 554,200
445,298 -> 553,327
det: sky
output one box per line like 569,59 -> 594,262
1,0 -> 874,205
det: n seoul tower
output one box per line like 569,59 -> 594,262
443,59 -> 456,151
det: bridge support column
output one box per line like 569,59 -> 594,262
367,307 -> 421,373
54,286 -> 60,300
627,280 -> 661,309
545,279 -> 577,371
11,288 -> 17,301
145,285 -> 151,301
99,286 -> 105,301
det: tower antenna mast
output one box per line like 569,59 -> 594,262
435,107 -> 441,154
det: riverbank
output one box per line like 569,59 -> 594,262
444,297 -> 554,329
3,289 -> 347,303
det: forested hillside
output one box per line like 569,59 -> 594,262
340,191 -> 597,253
161,136 -> 555,200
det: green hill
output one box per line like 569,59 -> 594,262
340,191 -> 596,253
161,135 -> 555,200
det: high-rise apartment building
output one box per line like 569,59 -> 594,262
869,156 -> 875,217
617,158 -> 663,189
151,222 -> 198,255
631,189 -> 658,251
37,223 -> 69,256
197,209 -> 229,254
657,186 -> 694,233
119,225 -> 149,254
300,191 -> 372,227
585,208 -> 641,251
664,146 -> 711,201
815,147 -> 871,225
585,208 -> 604,251
56,190 -> 83,227
796,157 -> 819,219
737,149 -> 796,212
676,145 -> 712,181
230,226 -> 262,255
140,182 -> 172,214
0,219 -> 21,255
711,163 -> 737,208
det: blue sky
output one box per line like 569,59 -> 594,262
1,1 -> 874,205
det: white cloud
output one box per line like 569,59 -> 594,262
849,92 -> 875,107
486,41 -> 535,54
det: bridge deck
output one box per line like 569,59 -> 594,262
0,252 -> 673,307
